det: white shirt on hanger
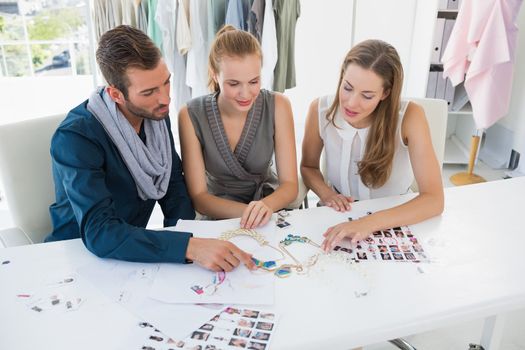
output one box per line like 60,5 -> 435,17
187,0 -> 211,98
156,0 -> 191,115
260,0 -> 278,90
176,0 -> 192,55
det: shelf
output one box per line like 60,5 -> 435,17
449,102 -> 472,115
444,134 -> 469,164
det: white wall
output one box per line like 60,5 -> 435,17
352,0 -> 437,98
284,0 -> 354,146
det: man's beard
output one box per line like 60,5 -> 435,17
124,99 -> 169,121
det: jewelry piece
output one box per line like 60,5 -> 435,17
219,228 -> 287,276
191,271 -> 229,296
310,251 -> 371,298
278,234 -> 323,274
277,209 -> 290,218
276,210 -> 291,228
219,229 -> 323,278
251,257 -> 278,271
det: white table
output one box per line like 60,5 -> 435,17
1,177 -> 524,349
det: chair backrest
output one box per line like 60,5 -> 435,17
409,97 -> 448,169
0,114 -> 65,243
407,97 -> 448,190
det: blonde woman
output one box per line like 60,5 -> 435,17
300,39 -> 444,251
179,25 -> 298,229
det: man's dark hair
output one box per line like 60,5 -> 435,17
96,25 -> 161,98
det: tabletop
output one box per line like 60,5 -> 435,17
1,177 -> 524,349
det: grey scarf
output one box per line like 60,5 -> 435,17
87,88 -> 172,200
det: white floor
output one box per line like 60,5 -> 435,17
1,162 -> 523,350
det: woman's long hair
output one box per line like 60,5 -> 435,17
326,39 -> 403,188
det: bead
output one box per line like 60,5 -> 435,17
274,266 -> 292,278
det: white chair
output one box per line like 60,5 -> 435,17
0,114 -> 65,247
408,97 -> 448,191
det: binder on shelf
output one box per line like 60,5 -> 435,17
435,71 -> 447,100
431,18 -> 446,64
440,19 -> 456,61
426,71 -> 439,98
444,78 -> 455,110
451,82 -> 469,111
447,0 -> 459,10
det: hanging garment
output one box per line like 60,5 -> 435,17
135,0 -> 149,33
187,0 -> 211,98
176,0 -> 192,55
248,0 -> 266,43
225,0 -> 251,30
207,0 -> 227,44
110,0 -> 123,27
318,95 -> 413,200
441,0 -> 523,129
155,0 -> 176,71
156,0 -> 191,114
147,0 -> 163,50
261,0 -> 277,90
121,0 -> 137,27
186,90 -> 279,203
272,0 -> 300,92
93,0 -> 109,40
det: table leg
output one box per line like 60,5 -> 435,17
479,314 -> 506,350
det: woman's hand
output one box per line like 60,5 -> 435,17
320,193 -> 354,212
240,200 -> 273,229
321,219 -> 372,252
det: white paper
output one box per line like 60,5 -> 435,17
149,263 -> 274,305
77,258 -> 219,340
150,218 -> 278,305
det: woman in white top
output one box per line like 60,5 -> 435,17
301,39 -> 444,251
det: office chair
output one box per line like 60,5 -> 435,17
408,97 -> 448,191
0,114 -> 65,247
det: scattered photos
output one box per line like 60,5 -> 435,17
124,307 -> 279,350
335,226 -> 429,263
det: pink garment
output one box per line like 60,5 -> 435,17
441,0 -> 523,129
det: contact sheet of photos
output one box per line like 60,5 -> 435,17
184,306 -> 277,350
335,225 -> 429,263
126,306 -> 278,350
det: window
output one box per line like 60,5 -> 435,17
0,0 -> 93,77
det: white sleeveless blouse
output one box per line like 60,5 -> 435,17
318,95 -> 414,200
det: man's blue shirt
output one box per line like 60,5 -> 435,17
45,99 -> 196,263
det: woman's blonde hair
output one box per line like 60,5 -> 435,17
326,39 -> 403,188
208,25 -> 262,92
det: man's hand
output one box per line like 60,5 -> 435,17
186,237 -> 256,272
